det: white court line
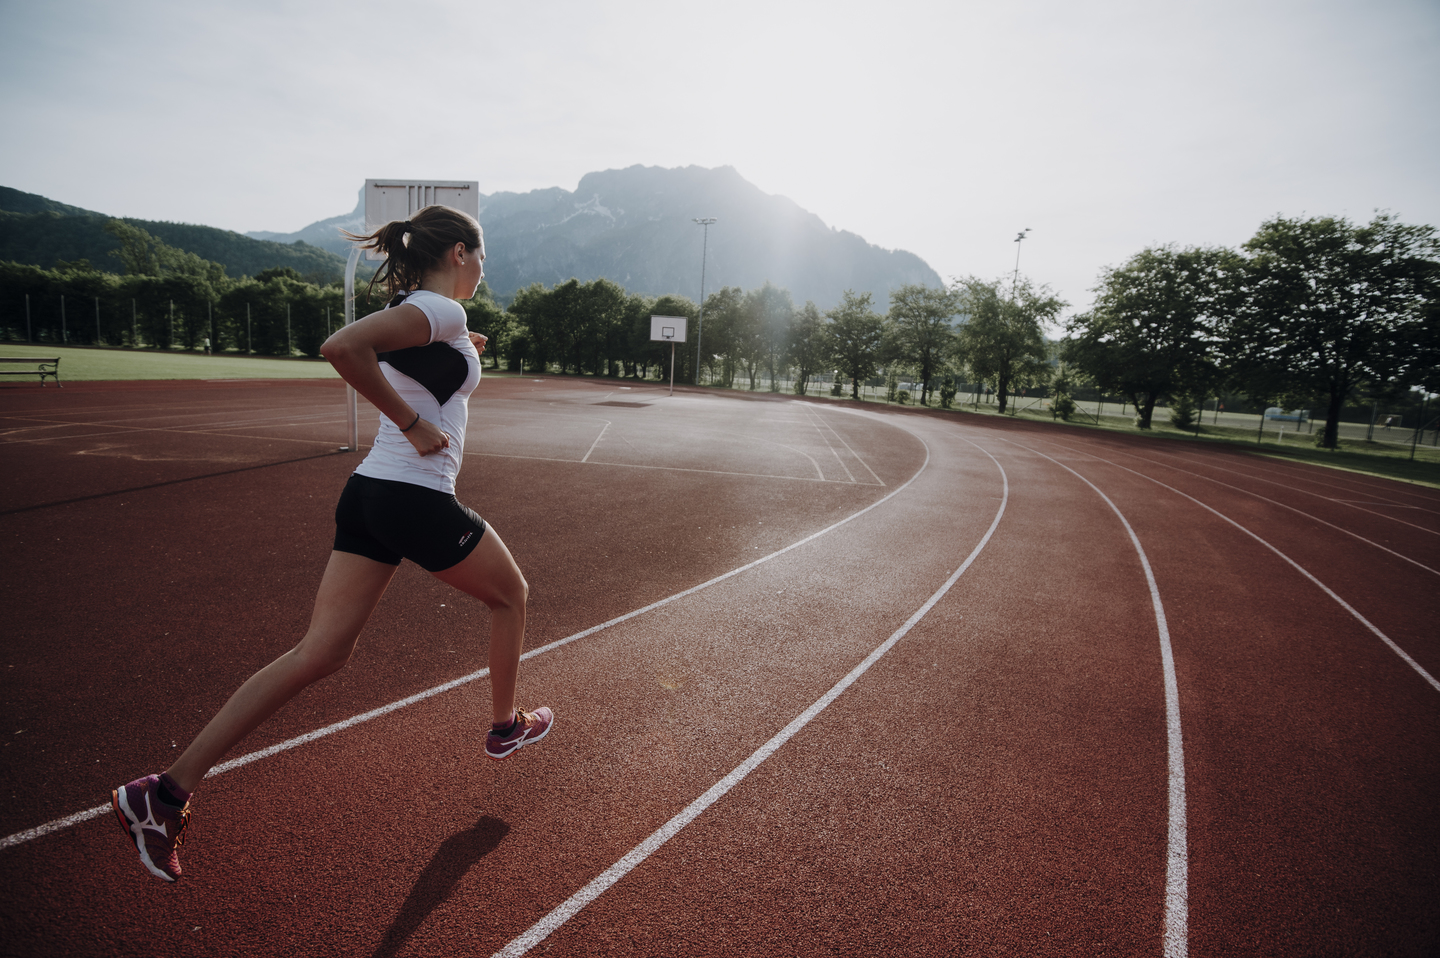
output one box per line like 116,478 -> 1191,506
1026,440 -> 1440,694
0,431 -> 930,853
468,450 -> 884,486
1044,438 -> 1440,577
492,437 -> 1006,958
579,420 -> 611,463
1014,442 -> 1189,958
1141,446 -> 1440,527
798,403 -> 884,486
798,404 -> 856,482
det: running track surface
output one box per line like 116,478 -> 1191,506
1,376 -> 1437,958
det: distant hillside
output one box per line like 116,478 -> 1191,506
0,186 -> 346,283
250,166 -> 943,309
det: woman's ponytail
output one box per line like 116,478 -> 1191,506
342,205 -> 483,301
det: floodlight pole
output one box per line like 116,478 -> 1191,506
693,217 -> 716,385
1012,228 -> 1030,298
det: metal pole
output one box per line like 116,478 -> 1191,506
1012,229 -> 1030,298
1411,393 -> 1428,461
26,294 -> 31,342
693,217 -> 715,385
286,302 -> 291,356
61,294 -> 66,343
669,341 -> 675,396
95,296 -> 101,345
343,247 -> 361,452
131,299 -> 136,346
247,303 -> 252,354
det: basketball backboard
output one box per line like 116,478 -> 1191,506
363,179 -> 481,261
650,315 -> 687,342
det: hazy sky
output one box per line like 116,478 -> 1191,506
1,0 -> 1436,318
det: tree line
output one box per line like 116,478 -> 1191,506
1062,213 -> 1439,448
3,211 -> 1435,452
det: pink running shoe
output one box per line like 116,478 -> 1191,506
111,775 -> 190,882
485,707 -> 554,760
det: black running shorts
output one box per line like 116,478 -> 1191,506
333,473 -> 487,572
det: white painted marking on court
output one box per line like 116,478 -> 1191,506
466,451 -> 885,486
0,425 -> 929,853
1045,439 -> 1440,577
580,420 -> 611,463
798,403 -> 884,486
491,438 -> 1007,958
1014,442 -> 1189,958
1036,441 -> 1440,693
1139,446 -> 1440,528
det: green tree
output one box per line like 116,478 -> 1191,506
1062,245 -> 1238,429
887,284 -> 959,405
826,290 -> 885,399
955,276 -> 1062,414
698,286 -> 744,386
1228,213 -> 1440,448
786,301 -> 827,395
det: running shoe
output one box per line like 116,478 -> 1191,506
111,774 -> 190,882
485,706 -> 554,760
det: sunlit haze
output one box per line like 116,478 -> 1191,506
2,0 -> 1435,321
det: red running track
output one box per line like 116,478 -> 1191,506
1,377 -> 1436,957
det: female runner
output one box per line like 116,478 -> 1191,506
111,205 -> 552,882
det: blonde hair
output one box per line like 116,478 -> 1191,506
343,205 -> 483,301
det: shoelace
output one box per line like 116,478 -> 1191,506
172,806 -> 190,848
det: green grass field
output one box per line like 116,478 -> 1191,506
0,343 -> 340,381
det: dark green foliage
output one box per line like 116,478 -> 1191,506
0,185 -> 345,284
1063,245 -> 1236,430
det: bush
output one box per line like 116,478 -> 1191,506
1051,392 -> 1076,421
896,389 -> 911,405
1169,394 -> 1197,430
830,381 -> 843,396
939,376 -> 957,409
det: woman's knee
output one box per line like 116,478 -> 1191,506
290,636 -> 355,679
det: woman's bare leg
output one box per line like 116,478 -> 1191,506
430,526 -> 528,726
164,551 -> 398,793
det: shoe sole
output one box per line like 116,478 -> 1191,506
111,788 -> 178,883
485,716 -> 554,761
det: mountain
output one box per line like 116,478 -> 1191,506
0,186 -> 346,282
3,167 -> 942,308
249,165 -> 942,309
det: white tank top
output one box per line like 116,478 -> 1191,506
352,289 -> 480,494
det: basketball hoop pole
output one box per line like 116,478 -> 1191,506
341,246 -> 361,452
669,340 -> 675,396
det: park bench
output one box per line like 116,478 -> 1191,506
0,356 -> 61,386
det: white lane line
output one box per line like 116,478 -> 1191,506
1013,442 -> 1189,958
1037,441 -> 1440,693
492,437 -> 1007,958
798,404 -> 856,483
800,403 -> 885,486
0,433 -> 931,853
466,451 -> 884,486
1045,439 -> 1440,577
1140,447 -> 1440,529
580,420 -> 611,463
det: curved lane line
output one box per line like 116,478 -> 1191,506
579,420 -> 611,463
1136,447 -> 1440,530
1014,442 -> 1190,958
0,424 -> 932,853
1044,439 -> 1440,577
491,437 -> 1008,958
1025,440 -> 1440,694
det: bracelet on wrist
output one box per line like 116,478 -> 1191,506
399,412 -> 421,432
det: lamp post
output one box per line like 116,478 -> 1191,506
693,217 -> 716,385
1012,228 -> 1030,298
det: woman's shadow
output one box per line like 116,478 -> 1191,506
371,815 -> 510,958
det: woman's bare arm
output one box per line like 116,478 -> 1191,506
320,305 -> 450,456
